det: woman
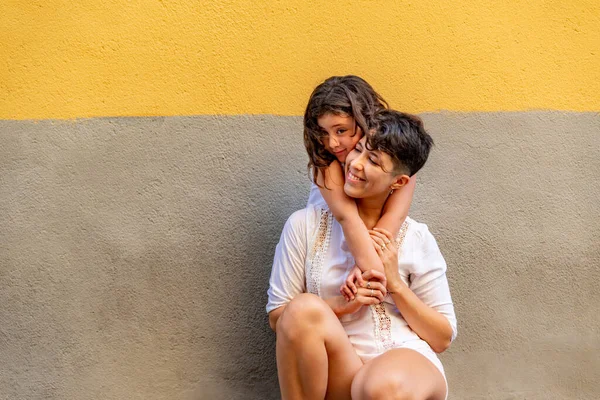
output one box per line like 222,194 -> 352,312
266,110 -> 457,400
303,75 -> 416,292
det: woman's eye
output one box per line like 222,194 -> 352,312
369,158 -> 379,165
337,129 -> 347,135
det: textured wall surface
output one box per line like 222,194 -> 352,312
1,113 -> 599,399
2,1 -> 599,119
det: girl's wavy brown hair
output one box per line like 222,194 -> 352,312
303,75 -> 388,187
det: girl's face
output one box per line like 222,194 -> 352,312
317,113 -> 363,163
343,137 -> 404,199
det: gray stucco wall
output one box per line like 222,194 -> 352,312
1,112 -> 599,399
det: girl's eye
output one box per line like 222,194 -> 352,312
369,158 -> 379,166
337,129 -> 347,135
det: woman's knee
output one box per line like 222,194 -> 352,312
277,293 -> 330,340
352,368 -> 415,400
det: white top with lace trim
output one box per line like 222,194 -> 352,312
266,204 -> 458,364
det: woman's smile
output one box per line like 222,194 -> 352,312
346,170 -> 366,183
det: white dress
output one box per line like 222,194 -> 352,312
267,186 -> 457,394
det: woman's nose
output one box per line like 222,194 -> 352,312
350,156 -> 364,170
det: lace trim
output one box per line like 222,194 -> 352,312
306,209 -> 333,297
395,220 -> 410,249
370,219 -> 411,352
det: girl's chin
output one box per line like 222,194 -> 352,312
331,149 -> 347,162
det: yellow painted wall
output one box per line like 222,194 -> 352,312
2,0 -> 599,119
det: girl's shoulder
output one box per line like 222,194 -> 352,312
307,182 -> 327,207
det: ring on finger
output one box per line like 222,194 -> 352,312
370,288 -> 374,297
381,244 -> 386,251
385,240 -> 391,245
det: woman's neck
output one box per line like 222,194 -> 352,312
355,193 -> 389,230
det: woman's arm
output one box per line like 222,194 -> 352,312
389,279 -> 452,353
374,175 -> 416,238
266,210 -> 309,331
268,306 -> 286,332
388,280 -> 453,353
317,161 -> 384,273
370,228 -> 454,353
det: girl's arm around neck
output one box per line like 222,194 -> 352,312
374,175 -> 416,237
317,161 -> 383,273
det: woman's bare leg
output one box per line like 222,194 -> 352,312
276,293 -> 363,400
351,348 -> 447,400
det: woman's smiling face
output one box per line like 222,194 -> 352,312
344,136 -> 402,199
317,113 -> 363,163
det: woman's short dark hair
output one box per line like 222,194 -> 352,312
366,110 -> 434,176
303,75 -> 388,185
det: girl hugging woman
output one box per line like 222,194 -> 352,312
266,76 -> 457,400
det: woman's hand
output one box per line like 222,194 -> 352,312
336,269 -> 388,314
369,228 -> 403,292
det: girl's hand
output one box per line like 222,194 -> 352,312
339,270 -> 387,314
340,265 -> 366,301
369,228 -> 402,289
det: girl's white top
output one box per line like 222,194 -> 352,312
307,182 -> 327,207
266,202 -> 457,375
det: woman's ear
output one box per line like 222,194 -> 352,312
390,174 -> 410,190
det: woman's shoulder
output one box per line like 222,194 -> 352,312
404,218 -> 447,270
285,204 -> 331,232
404,217 -> 437,245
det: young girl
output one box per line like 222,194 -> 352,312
303,75 -> 417,299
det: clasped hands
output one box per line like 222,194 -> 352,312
339,228 -> 399,307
